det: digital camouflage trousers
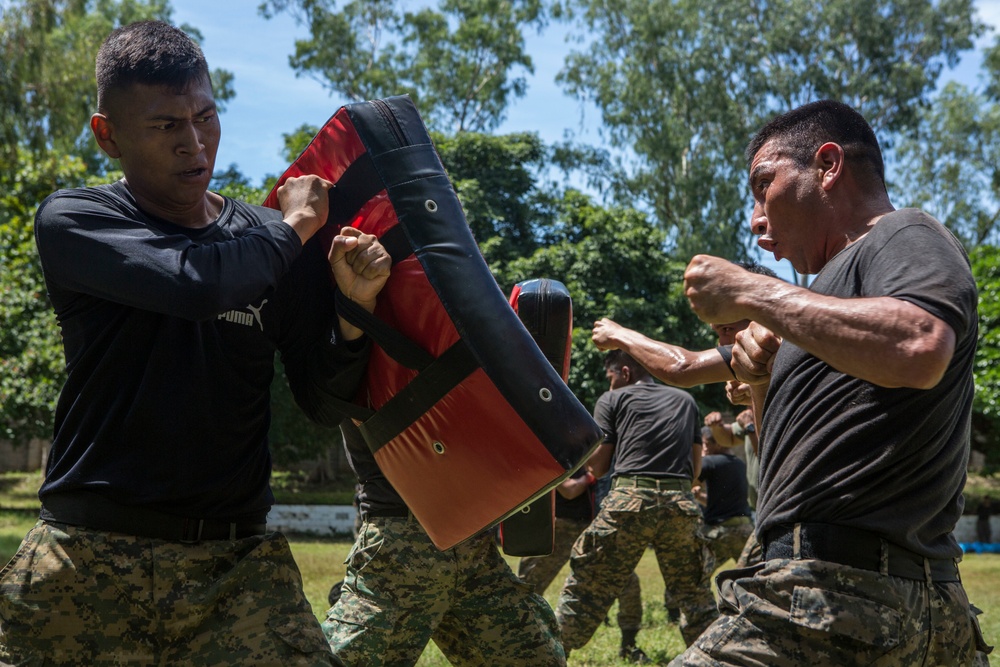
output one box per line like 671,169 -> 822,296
0,520 -> 335,666
518,516 -> 643,631
701,519 -> 754,572
668,557 -> 993,667
554,487 -> 718,650
323,515 -> 565,667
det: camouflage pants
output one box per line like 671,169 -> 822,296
322,515 -> 565,667
518,517 -> 643,631
0,520 -> 335,666
668,558 -> 992,666
734,529 -> 762,568
701,519 -> 754,572
555,487 -> 717,650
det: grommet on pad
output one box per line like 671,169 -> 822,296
431,441 -> 446,454
424,199 -> 438,212
539,387 -> 552,402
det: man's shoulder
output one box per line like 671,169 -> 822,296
647,381 -> 696,402
40,182 -> 127,210
36,183 -> 134,231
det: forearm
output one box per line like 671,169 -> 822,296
710,422 -> 740,448
613,329 -> 732,387
739,282 -> 954,389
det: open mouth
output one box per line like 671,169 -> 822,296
180,167 -> 207,178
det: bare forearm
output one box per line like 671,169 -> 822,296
613,329 -> 732,387
739,281 -> 954,389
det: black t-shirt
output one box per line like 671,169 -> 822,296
699,453 -> 751,524
593,381 -> 700,479
34,182 -> 368,521
757,209 -> 977,559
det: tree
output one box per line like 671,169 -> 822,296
894,33 -> 1000,249
259,0 -> 545,133
434,131 -> 550,263
556,0 -> 984,260
0,150 -> 87,442
493,189 -> 719,411
970,245 -> 1000,468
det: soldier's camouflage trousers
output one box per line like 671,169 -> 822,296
668,557 -> 993,666
555,487 -> 718,650
735,529 -> 762,568
701,519 -> 754,572
518,516 -> 643,631
0,520 -> 336,666
322,515 -> 565,667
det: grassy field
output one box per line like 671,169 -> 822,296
0,507 -> 996,665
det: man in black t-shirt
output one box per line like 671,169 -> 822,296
695,427 -> 752,571
673,100 -> 991,665
554,351 -> 717,656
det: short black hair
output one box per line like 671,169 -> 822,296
604,350 -> 651,379
96,20 -> 209,112
746,100 -> 885,188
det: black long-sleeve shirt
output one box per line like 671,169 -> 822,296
34,181 -> 368,521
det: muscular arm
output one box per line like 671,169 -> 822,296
685,256 -> 955,389
592,318 -> 734,387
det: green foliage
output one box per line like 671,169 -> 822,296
259,0 -> 545,132
971,245 -> 1000,467
434,131 -> 550,263
0,150 -> 89,442
894,80 -> 1000,248
268,361 -> 344,466
493,190 -> 718,410
282,123 -> 322,164
557,0 -> 984,258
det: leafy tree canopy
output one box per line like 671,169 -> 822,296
556,0 -> 984,259
259,0 -> 546,133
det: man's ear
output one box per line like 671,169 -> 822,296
815,142 -> 845,191
621,366 -> 631,383
90,113 -> 121,159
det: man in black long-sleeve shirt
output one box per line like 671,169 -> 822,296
0,20 -> 389,666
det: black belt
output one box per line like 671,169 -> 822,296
762,523 -> 960,582
365,507 -> 411,518
41,493 -> 267,543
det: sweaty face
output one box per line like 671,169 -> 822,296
747,138 -> 828,274
102,77 -> 220,226
711,319 -> 750,346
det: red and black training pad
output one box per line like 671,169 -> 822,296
498,278 -> 575,557
263,96 -> 604,549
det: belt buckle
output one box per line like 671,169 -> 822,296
180,518 -> 204,544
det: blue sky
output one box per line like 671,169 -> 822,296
170,0 -> 1000,280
